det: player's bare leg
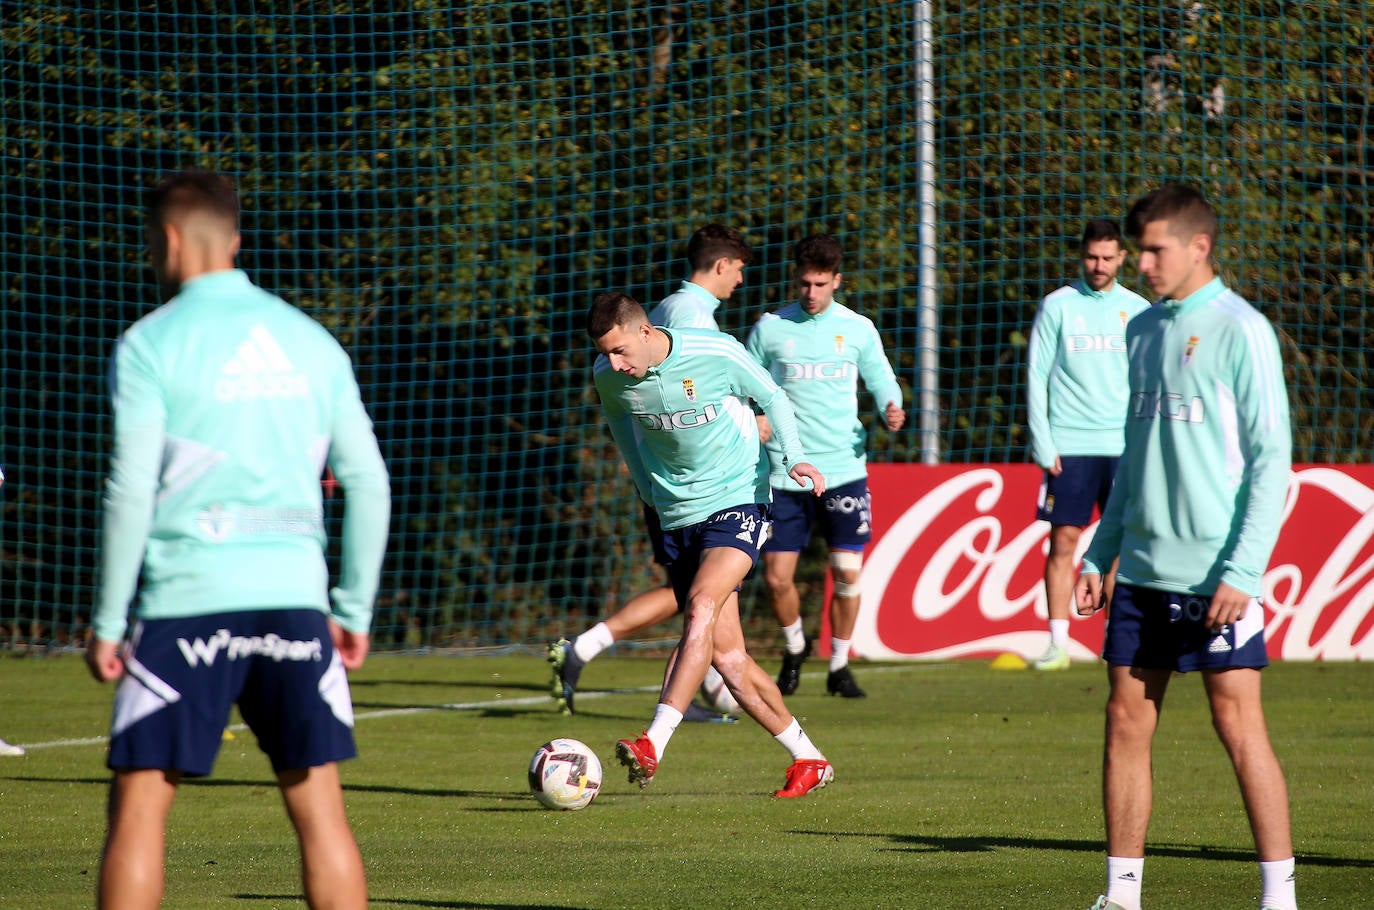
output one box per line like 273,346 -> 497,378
278,763 -> 367,910
604,585 -> 678,639
659,546 -> 755,712
551,584 -> 679,713
829,573 -> 860,642
764,550 -> 810,693
98,768 -> 180,910
764,550 -> 803,628
616,546 -> 754,786
1102,665 -> 1169,857
825,549 -> 866,697
1202,668 -> 1293,861
708,592 -> 793,734
1036,524 -> 1082,669
711,588 -> 832,797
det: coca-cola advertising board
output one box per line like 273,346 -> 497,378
854,464 -> 1374,661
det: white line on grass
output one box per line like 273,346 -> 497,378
9,665 -> 946,753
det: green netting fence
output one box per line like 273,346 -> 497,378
1,1 -> 1369,653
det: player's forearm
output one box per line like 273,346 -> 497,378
94,484 -> 156,642
331,471 -> 390,632
1080,478 -> 1127,575
1218,438 -> 1291,596
759,390 -> 807,467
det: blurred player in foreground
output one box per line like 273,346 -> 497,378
588,291 -> 833,798
1076,185 -> 1296,910
1025,218 -> 1150,670
87,170 -> 390,909
747,233 -> 904,698
550,224 -> 756,720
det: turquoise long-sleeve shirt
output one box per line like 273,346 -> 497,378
745,300 -> 902,491
1026,280 -> 1152,467
596,281 -> 759,508
94,270 -> 391,642
648,280 -> 721,330
593,327 -> 806,530
1081,278 -> 1291,596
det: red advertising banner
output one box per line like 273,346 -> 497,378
854,464 -> 1374,661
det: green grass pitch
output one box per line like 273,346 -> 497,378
1,653 -> 1370,908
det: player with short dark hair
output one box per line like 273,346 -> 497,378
87,169 -> 390,909
1076,185 -> 1296,910
587,291 -> 834,798
747,233 -> 905,698
550,225 -> 759,718
1025,218 -> 1150,670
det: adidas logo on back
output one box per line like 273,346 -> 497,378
216,324 -> 310,402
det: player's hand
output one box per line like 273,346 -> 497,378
1049,456 -> 1064,477
330,619 -> 370,670
789,462 -> 826,496
85,637 -> 125,683
1206,581 -> 1251,630
1074,572 -> 1105,615
755,414 -> 773,444
884,402 -> 906,432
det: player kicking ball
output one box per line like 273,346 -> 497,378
549,224 -> 756,722
587,291 -> 833,798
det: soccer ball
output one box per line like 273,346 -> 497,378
699,674 -> 741,715
528,738 -> 602,810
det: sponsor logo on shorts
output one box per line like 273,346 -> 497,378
176,629 -> 324,667
1170,595 -> 1212,624
713,507 -> 766,546
825,492 -> 870,514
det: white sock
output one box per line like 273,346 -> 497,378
773,719 -> 825,761
1049,618 -> 1070,649
645,703 -> 683,759
829,638 -> 852,672
702,664 -> 725,692
1259,857 -> 1297,910
572,622 -> 615,662
781,619 -> 806,654
1104,856 -> 1144,910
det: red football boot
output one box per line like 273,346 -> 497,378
774,759 -> 834,798
615,733 -> 658,788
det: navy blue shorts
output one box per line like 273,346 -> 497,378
763,477 -> 872,554
107,609 -> 358,776
1102,585 -> 1270,672
662,504 -> 770,611
1036,455 -> 1120,526
642,502 -> 670,567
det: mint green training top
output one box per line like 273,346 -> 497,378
648,280 -> 721,330
593,327 -> 807,530
746,299 -> 903,491
1026,279 -> 1152,467
1080,278 -> 1291,597
94,270 -> 391,642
